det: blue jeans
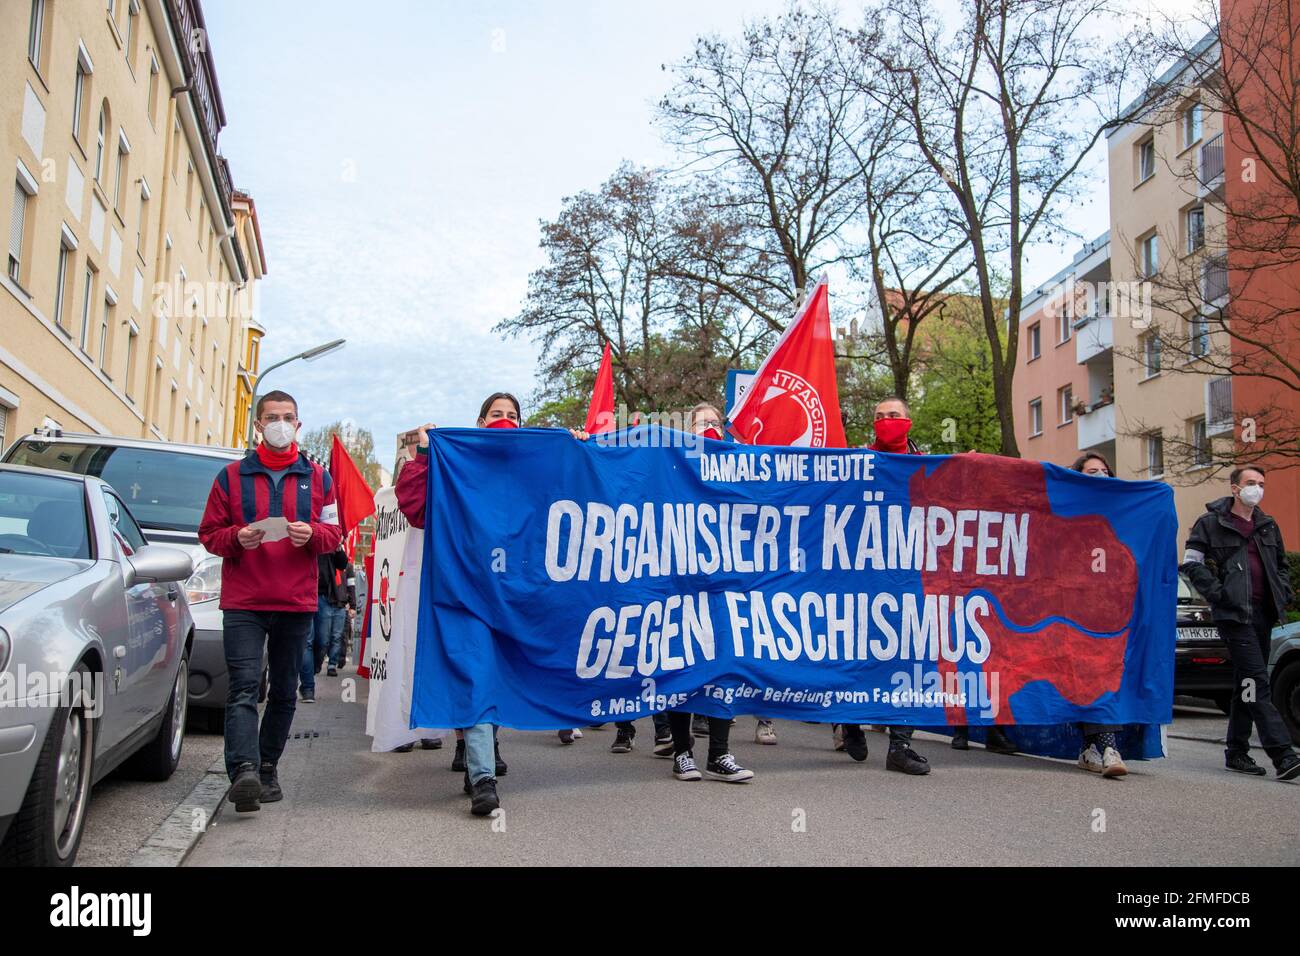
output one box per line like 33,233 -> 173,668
222,610 -> 313,781
464,722 -> 495,784
301,597 -> 345,692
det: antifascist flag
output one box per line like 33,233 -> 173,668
727,279 -> 846,447
584,342 -> 616,434
330,433 -> 376,556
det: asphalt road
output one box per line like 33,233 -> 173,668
73,669 -> 1298,867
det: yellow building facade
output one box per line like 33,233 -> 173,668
1,0 -> 265,454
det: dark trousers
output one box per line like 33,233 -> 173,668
668,711 -> 730,759
222,609 -> 314,781
1221,606 -> 1296,763
616,713 -> 671,737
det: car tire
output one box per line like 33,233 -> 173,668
0,661 -> 97,867
123,652 -> 189,781
1274,659 -> 1300,746
1211,692 -> 1234,715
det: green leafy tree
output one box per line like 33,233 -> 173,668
909,297 -> 1004,454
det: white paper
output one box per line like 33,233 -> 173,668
248,516 -> 289,542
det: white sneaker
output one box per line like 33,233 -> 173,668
572,728 -> 583,739
1077,744 -> 1104,773
1102,746 -> 1128,778
673,752 -> 702,781
755,719 -> 778,745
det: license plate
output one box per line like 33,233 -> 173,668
1178,626 -> 1220,642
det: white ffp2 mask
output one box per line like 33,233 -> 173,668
1239,485 -> 1264,508
261,420 -> 297,449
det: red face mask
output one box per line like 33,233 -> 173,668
485,418 -> 519,429
702,426 -> 724,441
872,417 -> 912,453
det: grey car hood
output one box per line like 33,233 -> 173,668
0,555 -> 93,614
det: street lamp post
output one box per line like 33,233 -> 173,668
245,338 -> 346,447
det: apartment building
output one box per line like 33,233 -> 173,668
1,0 -> 265,454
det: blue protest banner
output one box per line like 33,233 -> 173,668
411,426 -> 1177,745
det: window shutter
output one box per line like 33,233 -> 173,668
9,181 -> 27,272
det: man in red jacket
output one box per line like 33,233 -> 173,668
199,390 -> 343,813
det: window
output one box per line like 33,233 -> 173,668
1059,385 -> 1074,425
185,161 -> 194,216
1141,232 -> 1159,278
1188,313 -> 1210,357
1190,416 -> 1210,466
98,291 -> 115,372
1058,306 -> 1072,344
1186,206 -> 1205,254
1145,432 -> 1164,478
28,0 -> 46,71
1183,102 -> 1203,148
137,183 -> 149,251
125,1 -> 139,68
53,235 -> 74,330
1028,322 -> 1041,360
1029,398 -> 1043,437
100,489 -> 147,555
0,403 -> 7,456
73,64 -> 88,142
79,265 -> 95,351
125,324 -> 138,399
1138,138 -> 1156,182
9,179 -> 31,283
113,132 -> 129,210
1141,331 -> 1162,378
147,57 -> 160,127
95,103 -> 109,182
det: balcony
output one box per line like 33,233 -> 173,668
1076,400 -> 1116,451
1074,313 -> 1113,364
1198,132 -> 1224,198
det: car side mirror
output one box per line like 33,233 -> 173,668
125,544 -> 195,586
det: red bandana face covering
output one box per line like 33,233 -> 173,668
485,418 -> 519,429
702,426 -> 724,441
872,417 -> 912,453
256,442 -> 299,469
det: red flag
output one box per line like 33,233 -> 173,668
584,342 -> 616,434
728,279 -> 846,447
329,433 -> 376,557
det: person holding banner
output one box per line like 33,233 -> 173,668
198,390 -> 343,814
394,393 -> 591,814
1180,467 -> 1300,781
836,397 -> 933,775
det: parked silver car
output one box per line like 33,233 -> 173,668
0,464 -> 194,866
2,430 -> 255,729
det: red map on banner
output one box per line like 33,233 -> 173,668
911,454 -> 1139,724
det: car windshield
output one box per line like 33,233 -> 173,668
0,471 -> 91,559
6,441 -> 231,533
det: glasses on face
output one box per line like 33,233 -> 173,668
693,419 -> 723,433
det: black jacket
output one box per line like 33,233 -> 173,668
1179,496 -> 1292,625
317,547 -> 350,606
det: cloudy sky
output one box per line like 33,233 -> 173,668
202,0 -> 1203,458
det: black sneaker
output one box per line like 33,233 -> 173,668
706,752 -> 754,783
611,729 -> 634,753
300,688 -> 315,703
450,739 -> 466,772
985,727 -> 1018,754
691,714 -> 709,738
842,725 -> 869,762
1275,753 -> 1300,781
886,747 -> 931,775
229,763 -> 262,813
495,741 -> 508,776
1225,753 -> 1267,776
558,729 -> 575,744
392,742 -> 415,753
654,727 -> 672,747
951,729 -> 969,750
653,739 -> 675,758
470,777 -> 500,816
259,762 -> 282,803
420,738 -> 442,750
327,665 -> 338,677
673,751 -> 702,781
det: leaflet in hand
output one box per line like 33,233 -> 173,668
248,516 -> 290,542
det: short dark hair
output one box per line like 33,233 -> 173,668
477,392 -> 521,423
874,395 -> 910,415
1230,465 -> 1265,485
1070,452 -> 1113,476
256,390 -> 298,419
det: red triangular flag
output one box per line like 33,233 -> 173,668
728,280 -> 846,447
329,433 -> 376,556
584,342 -> 616,434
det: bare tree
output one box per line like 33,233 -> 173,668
868,0 -> 1148,456
657,4 -> 873,330
1115,0 -> 1300,476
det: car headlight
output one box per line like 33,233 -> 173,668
184,556 -> 223,604
0,627 -> 9,672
